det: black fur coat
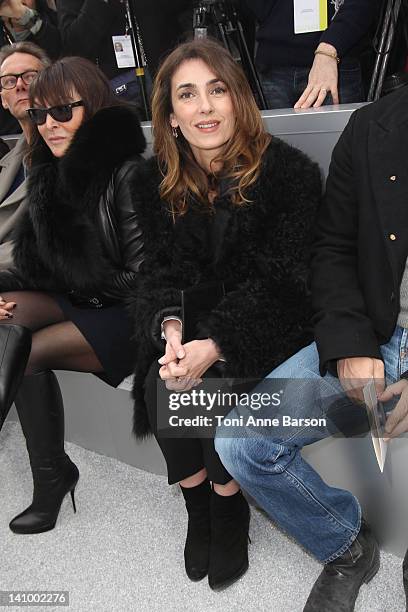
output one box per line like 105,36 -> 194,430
0,105 -> 146,301
129,137 -> 322,438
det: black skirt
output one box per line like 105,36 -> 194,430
52,293 -> 136,388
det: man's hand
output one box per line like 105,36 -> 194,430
294,43 -> 339,109
337,356 -> 385,404
0,0 -> 27,20
378,379 -> 408,439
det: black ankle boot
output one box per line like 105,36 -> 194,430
9,370 -> 79,534
208,489 -> 250,591
303,519 -> 380,612
403,549 -> 408,611
180,479 -> 211,581
0,325 -> 31,432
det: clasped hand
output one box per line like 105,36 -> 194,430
158,320 -> 220,391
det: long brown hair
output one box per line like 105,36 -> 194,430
151,38 -> 271,216
27,56 -> 123,163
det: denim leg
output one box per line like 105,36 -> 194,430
216,330 -> 404,562
216,343 -> 362,562
259,68 -> 297,109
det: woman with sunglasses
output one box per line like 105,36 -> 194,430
0,55 -> 145,534
128,38 -> 321,590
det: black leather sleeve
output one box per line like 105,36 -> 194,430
107,159 -> 145,296
0,268 -> 29,291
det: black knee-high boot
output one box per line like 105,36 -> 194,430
0,325 -> 31,432
180,479 -> 211,581
9,370 -> 79,534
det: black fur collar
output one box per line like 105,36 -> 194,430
31,104 -> 146,196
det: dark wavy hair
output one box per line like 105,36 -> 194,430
151,38 -> 271,216
27,56 -> 122,162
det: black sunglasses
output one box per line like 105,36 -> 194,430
27,101 -> 84,125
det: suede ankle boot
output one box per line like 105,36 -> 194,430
9,370 -> 79,534
180,479 -> 211,581
208,488 -> 250,591
303,519 -> 380,611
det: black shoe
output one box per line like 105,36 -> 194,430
403,549 -> 408,611
180,479 -> 211,581
9,456 -> 79,534
303,519 -> 380,612
9,370 -> 79,534
208,489 -> 250,591
0,325 -> 31,432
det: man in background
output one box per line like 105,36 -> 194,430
0,41 -> 49,268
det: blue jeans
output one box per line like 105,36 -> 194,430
259,63 -> 363,109
215,326 -> 407,563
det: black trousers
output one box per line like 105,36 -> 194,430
144,361 -> 232,485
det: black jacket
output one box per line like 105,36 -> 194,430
0,105 -> 146,302
245,0 -> 380,70
0,106 -> 20,136
57,0 -> 128,80
311,86 -> 408,376
129,139 -> 322,437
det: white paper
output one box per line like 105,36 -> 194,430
363,380 -> 388,473
112,35 -> 136,69
293,0 -> 327,34
118,375 -> 134,392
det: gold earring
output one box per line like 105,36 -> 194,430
172,126 -> 178,138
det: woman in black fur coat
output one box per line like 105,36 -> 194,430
0,56 -> 145,534
129,39 -> 322,590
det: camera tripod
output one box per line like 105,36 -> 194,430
368,0 -> 408,100
193,0 -> 267,109
124,0 -> 150,120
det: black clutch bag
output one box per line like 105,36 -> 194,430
181,281 -> 225,343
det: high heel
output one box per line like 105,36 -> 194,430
9,370 -> 80,535
180,479 -> 211,581
403,548 -> 408,611
208,488 -> 250,591
0,325 -> 31,432
9,458 -> 79,534
70,488 -> 77,513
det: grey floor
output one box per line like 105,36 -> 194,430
0,421 -> 406,612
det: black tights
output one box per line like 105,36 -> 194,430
0,291 -> 103,376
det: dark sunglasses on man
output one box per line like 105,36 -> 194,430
27,101 -> 84,126
0,70 -> 38,91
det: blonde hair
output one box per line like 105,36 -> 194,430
151,38 -> 271,216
